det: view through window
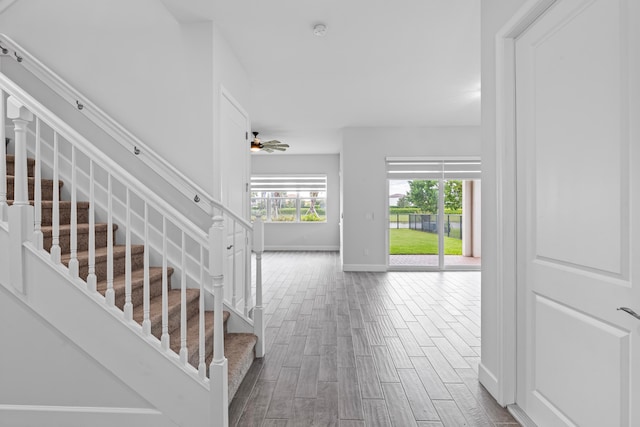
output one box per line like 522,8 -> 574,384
251,175 -> 327,223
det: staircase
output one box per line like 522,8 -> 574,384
0,34 -> 265,427
5,152 -> 257,399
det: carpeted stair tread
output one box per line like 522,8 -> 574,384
133,288 -> 200,339
215,332 -> 258,401
60,244 -> 145,282
6,175 -> 63,187
6,175 -> 64,199
96,266 -> 173,309
7,200 -> 90,226
5,155 -> 35,176
8,200 -> 90,208
40,223 -> 115,234
60,244 -> 145,264
42,223 -> 116,255
169,310 -> 216,368
41,223 -> 117,254
5,155 -> 35,164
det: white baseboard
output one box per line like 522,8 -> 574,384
0,405 -> 174,427
264,245 -> 339,251
342,264 -> 387,272
478,362 -> 500,401
508,404 -> 538,427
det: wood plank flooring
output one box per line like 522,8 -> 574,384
231,252 -> 519,427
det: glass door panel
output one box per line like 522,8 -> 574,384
388,179 -> 439,267
443,180 -> 481,268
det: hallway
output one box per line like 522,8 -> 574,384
231,252 -> 519,426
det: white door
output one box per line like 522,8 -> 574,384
220,93 -> 249,309
515,1 -> 639,426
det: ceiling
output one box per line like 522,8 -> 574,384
176,0 -> 481,154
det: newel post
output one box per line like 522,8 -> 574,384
253,215 -> 265,358
7,96 -> 34,294
209,215 -> 228,427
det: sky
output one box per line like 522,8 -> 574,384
389,180 -> 410,197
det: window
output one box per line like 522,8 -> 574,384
251,175 -> 327,222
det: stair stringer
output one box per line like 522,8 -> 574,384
0,282 -> 178,427
0,228 -> 212,427
222,301 -> 254,334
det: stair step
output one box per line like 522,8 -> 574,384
7,200 -> 91,226
213,333 -> 258,401
133,288 -> 200,339
60,244 -> 145,283
169,311 -> 232,369
6,176 -> 63,200
96,266 -> 173,309
5,155 -> 35,177
42,223 -> 117,254
42,201 -> 91,226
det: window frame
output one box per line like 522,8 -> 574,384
251,174 -> 327,223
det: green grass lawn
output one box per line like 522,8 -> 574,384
389,229 -> 462,255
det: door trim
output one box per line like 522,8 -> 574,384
489,0 -> 558,406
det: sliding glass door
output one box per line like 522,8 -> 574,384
387,159 -> 481,270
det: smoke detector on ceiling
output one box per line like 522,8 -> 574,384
313,24 -> 327,37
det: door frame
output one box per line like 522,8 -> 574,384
385,157 -> 481,272
489,0 -> 558,408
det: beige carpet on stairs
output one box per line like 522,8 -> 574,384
4,154 -> 257,401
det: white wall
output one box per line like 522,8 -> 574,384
479,0 -> 527,402
0,286 -> 154,409
251,154 -> 340,251
0,0 -> 217,194
341,126 -> 481,271
0,0 -> 254,209
212,24 -> 251,202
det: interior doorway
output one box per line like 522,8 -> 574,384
386,159 -> 481,270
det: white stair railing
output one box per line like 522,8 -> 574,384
0,66 -> 264,426
0,33 -> 263,332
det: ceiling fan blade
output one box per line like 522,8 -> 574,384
270,146 -> 287,151
262,140 -> 282,145
262,147 -> 274,153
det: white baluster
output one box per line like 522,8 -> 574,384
161,216 -> 169,350
231,220 -> 237,308
86,160 -> 97,291
68,145 -> 79,277
50,132 -> 61,263
244,228 -> 251,317
105,174 -> 114,306
0,90 -> 6,221
209,215 -> 228,426
32,117 -> 43,248
142,202 -> 151,335
179,231 -> 188,365
253,216 -> 265,358
124,188 -> 133,320
198,246 -> 205,379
